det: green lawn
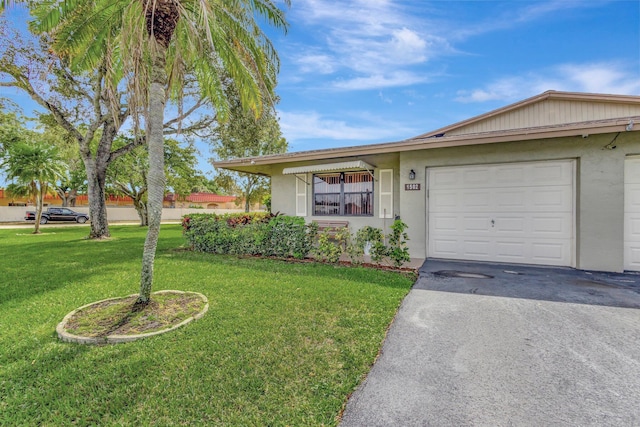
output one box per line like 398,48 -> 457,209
0,225 -> 414,426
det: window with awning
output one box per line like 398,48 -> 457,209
313,171 -> 373,216
282,160 -> 375,176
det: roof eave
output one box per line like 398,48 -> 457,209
214,116 -> 639,173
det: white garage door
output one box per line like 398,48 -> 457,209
624,157 -> 640,271
428,160 -> 575,266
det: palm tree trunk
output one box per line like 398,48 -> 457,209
137,44 -> 167,305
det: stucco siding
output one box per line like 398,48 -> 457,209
399,132 -> 638,272
448,100 -> 640,136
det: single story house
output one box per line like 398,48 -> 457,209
215,91 -> 640,273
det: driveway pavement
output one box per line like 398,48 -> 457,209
340,260 -> 640,426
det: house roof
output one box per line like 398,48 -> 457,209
214,91 -> 640,174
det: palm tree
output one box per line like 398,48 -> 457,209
26,0 -> 288,304
5,142 -> 66,234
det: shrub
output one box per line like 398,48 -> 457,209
183,213 -> 313,260
387,220 -> 411,267
263,216 -> 313,259
354,226 -> 387,264
314,226 -> 349,264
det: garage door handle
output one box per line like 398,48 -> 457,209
491,219 -> 495,227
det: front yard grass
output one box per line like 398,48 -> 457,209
0,224 -> 414,426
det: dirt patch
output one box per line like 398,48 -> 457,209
64,291 -> 206,337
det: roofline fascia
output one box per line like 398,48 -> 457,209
214,116 -> 640,170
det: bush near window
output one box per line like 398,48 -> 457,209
182,213 -> 313,259
182,214 -> 412,268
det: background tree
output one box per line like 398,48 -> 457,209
37,116 -> 87,206
107,137 -> 200,226
0,107 -> 27,159
0,19 -> 216,238
212,93 -> 288,212
5,140 -> 65,233
189,176 -> 221,194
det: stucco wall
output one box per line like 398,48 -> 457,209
399,131 -> 639,272
270,153 -> 401,233
0,206 -> 248,223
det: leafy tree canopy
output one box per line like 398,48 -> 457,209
211,88 -> 287,211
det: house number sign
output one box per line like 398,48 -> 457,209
404,183 -> 421,191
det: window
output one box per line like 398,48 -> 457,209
313,171 -> 373,216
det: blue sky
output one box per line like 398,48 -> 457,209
1,0 -> 639,178
273,0 -> 640,153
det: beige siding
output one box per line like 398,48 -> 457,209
448,100 -> 640,136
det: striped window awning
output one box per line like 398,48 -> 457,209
282,160 -> 375,175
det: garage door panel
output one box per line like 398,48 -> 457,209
494,190 -> 525,208
530,163 -> 571,183
463,169 -> 491,186
495,166 -> 526,184
624,158 -> 640,270
625,246 -> 640,270
531,242 -> 567,263
462,240 -> 492,257
495,241 -> 526,260
430,169 -> 460,187
464,191 -> 492,208
431,238 -> 459,256
429,191 -> 458,210
625,159 -> 640,182
530,188 -> 573,210
625,183 -> 640,210
531,216 -> 569,234
627,216 -> 640,237
431,215 -> 458,232
494,217 -> 525,233
428,160 -> 574,267
463,216 -> 492,232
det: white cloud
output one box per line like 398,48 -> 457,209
558,63 -> 640,95
333,71 -> 428,90
278,110 -> 412,142
295,53 -> 336,74
288,0 -> 447,90
456,62 -> 640,103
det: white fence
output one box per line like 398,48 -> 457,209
0,206 -> 248,223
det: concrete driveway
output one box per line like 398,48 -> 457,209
340,260 -> 640,426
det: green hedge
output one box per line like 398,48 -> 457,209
182,213 -> 412,268
182,213 -> 314,259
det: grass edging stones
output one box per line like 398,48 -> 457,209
57,290 -> 209,344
